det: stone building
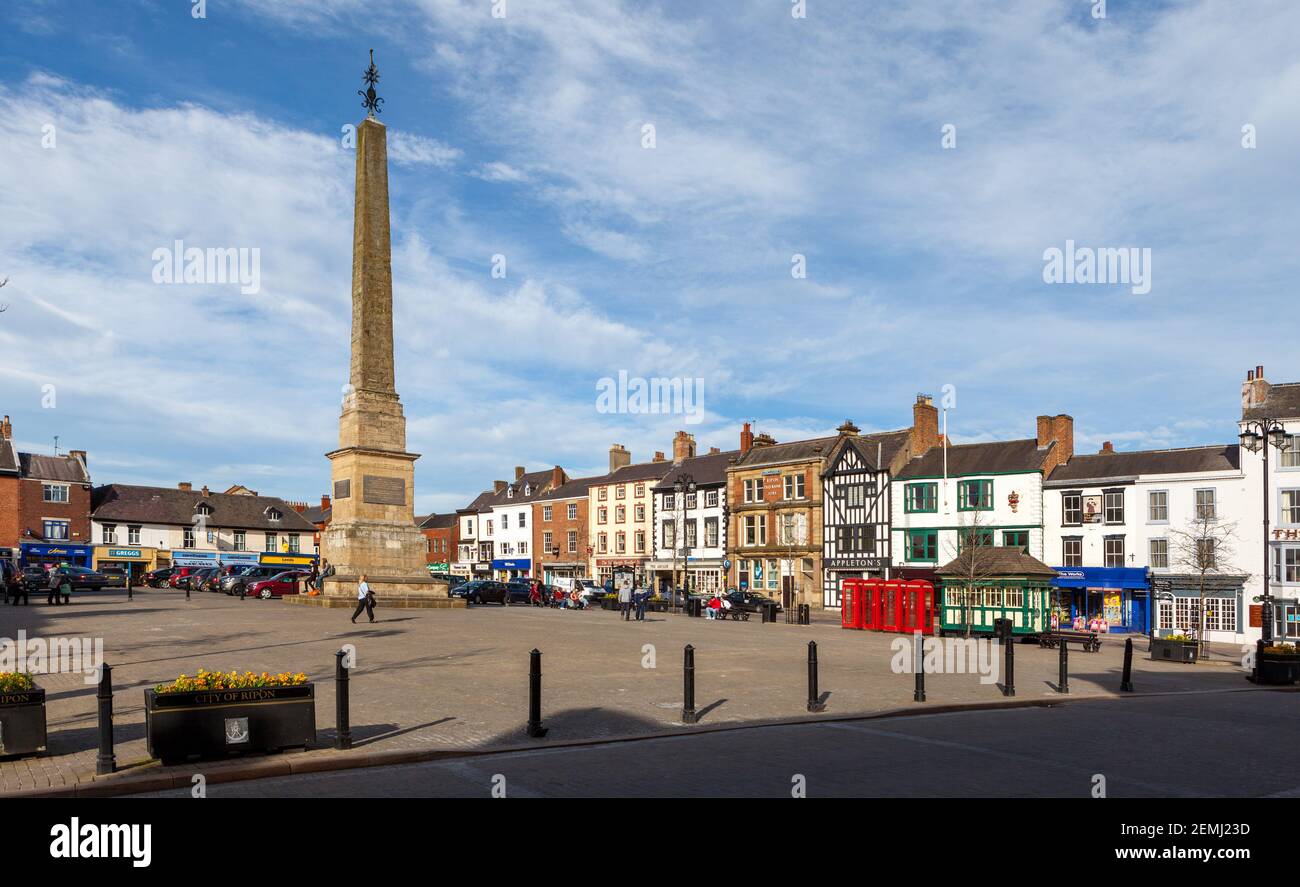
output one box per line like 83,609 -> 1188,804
588,444 -> 672,585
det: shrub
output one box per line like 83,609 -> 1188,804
155,668 -> 308,695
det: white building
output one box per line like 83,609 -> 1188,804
485,466 -> 565,580
454,490 -> 495,578
649,443 -> 734,594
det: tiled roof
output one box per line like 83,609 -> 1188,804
91,484 -> 316,531
1045,445 -> 1239,486
733,435 -> 838,468
1243,382 -> 1300,421
19,452 -> 90,483
0,439 -> 18,474
897,438 -> 1049,479
596,460 -> 675,485
937,547 -> 1058,578
822,429 -> 912,475
653,450 -> 738,490
540,475 -> 600,501
419,513 -> 458,530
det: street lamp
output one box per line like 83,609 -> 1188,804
672,473 -> 696,614
1240,418 -> 1292,673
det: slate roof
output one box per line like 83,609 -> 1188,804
897,438 -> 1050,479
459,490 -> 495,515
18,452 -> 90,483
540,475 -> 600,501
1243,382 -> 1300,421
299,505 -> 331,524
1045,445 -> 1240,487
418,513 -> 458,530
936,547 -> 1058,578
596,460 -> 674,485
653,450 -> 739,490
91,484 -> 316,531
733,435 -> 838,469
822,429 -> 912,475
483,469 -> 563,512
0,439 -> 20,475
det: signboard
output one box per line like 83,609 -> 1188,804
334,479 -> 351,500
1249,605 -> 1263,628
824,557 -> 886,571
363,475 -> 405,506
1082,495 -> 1103,523
427,562 -> 450,573
261,554 -> 316,566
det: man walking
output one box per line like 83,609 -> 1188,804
351,573 -> 375,624
618,575 -> 633,621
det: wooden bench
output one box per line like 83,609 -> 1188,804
1039,629 -> 1101,652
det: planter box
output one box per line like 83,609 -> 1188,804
0,687 -> 47,756
600,599 -> 621,611
1150,638 -> 1199,663
144,683 -> 316,765
1256,654 -> 1300,685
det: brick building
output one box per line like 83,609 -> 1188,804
0,415 -> 93,566
588,444 -> 673,584
418,512 -> 459,576
533,472 -> 597,583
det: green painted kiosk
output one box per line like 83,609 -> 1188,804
936,547 -> 1058,638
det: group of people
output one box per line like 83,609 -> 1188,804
703,592 -> 733,620
529,581 -> 587,610
2,564 -> 71,606
618,583 -> 653,621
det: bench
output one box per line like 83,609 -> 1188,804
1039,629 -> 1101,653
708,606 -> 750,621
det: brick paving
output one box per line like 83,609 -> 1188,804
0,588 -> 1264,794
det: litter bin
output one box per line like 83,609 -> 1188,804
761,601 -> 779,623
686,598 -> 702,618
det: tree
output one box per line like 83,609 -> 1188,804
1,277 -> 8,313
1168,513 -> 1245,654
944,511 -> 999,637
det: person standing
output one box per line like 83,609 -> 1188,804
351,573 -> 375,623
47,568 -> 63,605
634,587 -> 648,621
618,576 -> 633,621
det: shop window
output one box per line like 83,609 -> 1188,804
905,483 -> 937,513
958,479 -> 992,511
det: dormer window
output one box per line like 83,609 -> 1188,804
195,503 -> 214,516
507,487 -> 514,499
265,507 -> 282,522
524,484 -> 531,496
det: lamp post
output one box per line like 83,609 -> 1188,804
1240,418 -> 1292,672
672,474 -> 696,614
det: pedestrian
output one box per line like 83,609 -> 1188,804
47,568 -> 63,606
618,576 -> 633,621
8,569 -> 27,606
634,587 -> 648,621
308,561 -> 319,590
351,573 -> 375,624
529,582 -> 541,607
318,559 -> 335,591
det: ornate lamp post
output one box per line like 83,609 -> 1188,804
1240,418 -> 1292,672
672,474 -> 696,614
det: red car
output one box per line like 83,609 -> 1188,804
247,570 -> 311,600
167,566 -> 204,589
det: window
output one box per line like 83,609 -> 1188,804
44,519 -> 70,541
567,530 -> 577,554
616,485 -> 626,499
519,542 -> 528,555
836,525 -> 874,553
1005,587 -> 1025,609
635,484 -> 645,497
1282,491 -> 1300,526
598,487 -> 607,500
1274,547 -> 1300,583
465,519 -> 473,536
485,520 -> 493,536
128,525 -> 141,545
598,507 -> 607,524
1194,488 -> 1217,520
1062,537 -> 1082,567
1104,536 -> 1125,568
288,534 -> 300,553
543,531 -> 553,552
957,528 -> 994,551
1062,493 -> 1082,525
685,492 -> 697,510
705,490 -> 719,508
1104,490 -> 1124,524
182,527 -> 195,548
102,524 -> 117,544
265,532 -> 277,553
598,533 -> 607,553
518,511 -> 526,528
501,514 -> 509,530
635,504 -> 645,522
635,531 -> 645,553
744,514 -> 766,546
663,521 -> 676,549
265,507 -> 280,522
1196,538 -> 1216,570
905,483 -> 938,513
957,479 -> 992,511
615,505 -> 625,522
784,474 -> 805,500
843,484 -> 867,508
1282,436 -> 1300,468
615,532 -> 626,553
743,479 -> 761,503
905,529 -> 938,562
507,486 -> 514,499
664,493 -> 675,511
567,503 -> 577,520
42,483 -> 69,503
1002,530 -> 1029,552
1147,490 -> 1168,522
1149,538 -> 1168,569
543,506 -> 553,522
684,520 -> 698,549
704,517 -> 719,548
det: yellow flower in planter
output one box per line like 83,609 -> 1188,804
0,672 -> 36,693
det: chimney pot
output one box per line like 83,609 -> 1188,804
653,451 -> 665,462
201,485 -> 210,496
1100,441 -> 1114,453
494,480 -> 507,494
178,482 -> 192,492
514,465 -> 525,481
709,446 -> 720,455
740,422 -> 754,455
321,494 -> 331,510
1257,365 -> 1265,379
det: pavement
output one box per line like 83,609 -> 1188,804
0,587 -> 1274,796
132,689 -> 1300,798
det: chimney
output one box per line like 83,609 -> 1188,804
178,482 -> 192,492
753,433 -> 777,448
69,449 -> 87,468
911,395 -> 939,455
653,451 -> 666,462
1036,414 -> 1074,473
201,485 -> 210,497
740,422 -> 754,455
1243,365 -> 1270,413
672,430 -> 696,464
514,465 -> 525,481
836,419 -> 860,437
550,465 -> 565,489
609,444 -> 631,472
321,494 -> 331,511
708,446 -> 720,455
493,480 -> 507,494
0,415 -> 9,439
1100,441 -> 1115,454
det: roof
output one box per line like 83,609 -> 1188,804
1243,382 -> 1300,421
937,547 -> 1058,578
458,490 -> 495,514
733,435 -> 838,469
822,429 -> 912,475
897,438 -> 1049,479
484,469 -> 562,511
299,505 -> 331,524
418,513 -> 458,530
540,475 -> 600,501
91,484 -> 317,531
653,450 -> 739,490
1046,445 -> 1240,486
0,438 -> 19,474
19,452 -> 91,483
594,460 -> 674,485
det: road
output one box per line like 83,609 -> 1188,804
133,688 -> 1299,798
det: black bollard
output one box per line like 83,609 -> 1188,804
335,650 -> 352,750
185,580 -> 190,601
682,644 -> 698,724
914,633 -> 927,703
126,572 -> 133,601
803,604 -> 811,625
1058,639 -> 1069,694
96,664 -> 115,775
527,648 -> 548,737
1120,637 -> 1134,692
807,641 -> 826,712
1003,633 -> 1016,697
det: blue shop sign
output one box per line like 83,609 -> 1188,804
22,543 -> 93,560
107,548 -> 144,559
492,558 -> 530,570
1052,566 -> 1149,590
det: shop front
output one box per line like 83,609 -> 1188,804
823,556 -> 888,609
20,542 -> 93,568
93,546 -> 162,583
1153,573 -> 1247,644
1051,566 -> 1151,634
595,558 -> 645,587
260,553 -> 319,570
647,558 -> 724,595
492,558 -> 531,581
171,551 -> 264,568
540,560 -> 585,584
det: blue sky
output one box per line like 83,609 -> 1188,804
0,0 -> 1296,514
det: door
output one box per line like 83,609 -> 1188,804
782,575 -> 795,609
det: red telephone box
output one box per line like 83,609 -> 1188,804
860,579 -> 884,630
879,580 -> 905,632
901,580 -> 935,635
840,578 -> 864,629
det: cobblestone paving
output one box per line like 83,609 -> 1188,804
0,588 -> 1261,793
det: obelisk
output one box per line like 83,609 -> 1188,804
319,51 -> 454,607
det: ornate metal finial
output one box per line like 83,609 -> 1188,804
359,49 -> 384,117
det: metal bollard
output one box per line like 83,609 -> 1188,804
1120,637 -> 1134,692
914,633 -> 927,702
126,574 -> 133,601
335,650 -> 352,750
96,664 -> 115,775
185,581 -> 190,600
682,644 -> 698,724
802,604 -> 811,625
1058,640 -> 1069,694
807,641 -> 826,712
527,648 -> 548,737
1003,634 -> 1015,697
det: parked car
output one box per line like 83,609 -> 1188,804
722,590 -> 781,615
47,565 -> 113,591
196,567 -> 228,593
21,565 -> 49,592
143,566 -> 177,588
246,570 -> 311,600
503,580 -> 536,605
458,579 -> 509,605
167,566 -> 205,590
100,568 -> 128,588
222,565 -> 287,596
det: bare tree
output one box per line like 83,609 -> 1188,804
944,511 -> 999,637
1168,513 -> 1245,654
1,277 -> 8,313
